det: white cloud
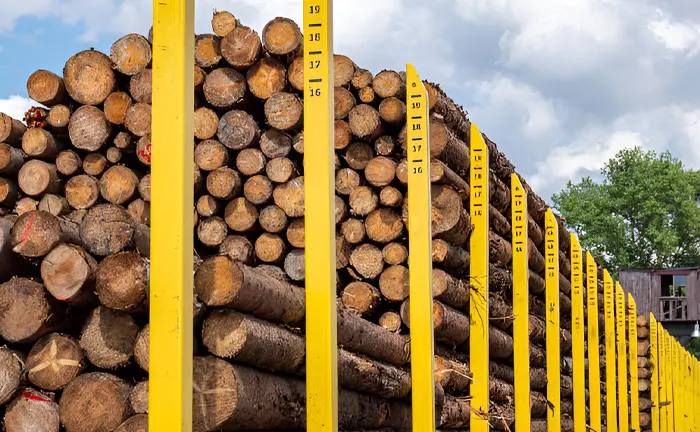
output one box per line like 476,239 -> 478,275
0,96 -> 33,123
647,13 -> 700,56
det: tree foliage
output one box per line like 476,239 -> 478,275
552,147 -> 700,272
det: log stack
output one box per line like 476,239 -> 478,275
637,315 -> 652,430
0,10 -> 610,432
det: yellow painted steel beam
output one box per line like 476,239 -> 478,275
666,331 -> 675,432
616,282 -> 629,432
150,1 -> 194,431
649,313 -> 660,432
545,209 -> 560,432
629,295 -> 640,432
405,63 -> 436,431
673,341 -> 683,432
511,174 -> 530,432
586,252 -> 602,432
469,123 -> 490,431
303,1 -> 339,430
604,270 -> 617,432
570,235 -> 585,432
659,325 -> 668,432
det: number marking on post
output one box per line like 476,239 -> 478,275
570,235 -> 585,432
604,270 -> 618,432
303,2 -> 338,431
545,209 -> 560,432
469,123 -> 490,431
629,295 -> 640,432
150,1 -> 195,431
511,174 -> 530,432
650,313 -> 661,432
586,252 -> 602,432
616,282 -> 629,432
405,63 -> 436,431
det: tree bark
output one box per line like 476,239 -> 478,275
337,305 -> 410,365
115,414 -> 148,432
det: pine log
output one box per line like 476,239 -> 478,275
68,105 -> 112,151
0,113 -> 26,146
351,68 -> 373,89
259,204 -> 288,233
13,197 -> 37,214
194,107 -> 219,140
110,34 -> 151,75
336,195 -> 348,224
10,210 -> 62,257
382,242 -> 407,265
246,57 -> 287,100
286,218 -> 305,248
432,239 -> 469,276
104,91 -> 132,125
134,324 -> 149,372
373,70 -> 403,98
337,305 -> 410,365
207,167 -> 242,200
212,11 -> 237,37
79,306 -> 138,370
348,104 -> 381,138
105,146 -> 122,164
115,414 -> 148,432
129,68 -> 152,104
79,204 -> 135,256
224,197 -> 258,232
114,132 -> 134,150
63,50 -> 115,105
221,25 -> 262,70
0,177 -> 19,206
0,142 -> 25,176
334,55 -> 355,87
345,141 -> 374,170
377,265 -> 407,302
26,333 -> 83,391
264,92 -> 303,130
26,70 -> 68,106
21,128 -> 61,160
128,381 -> 148,414
378,97 -> 406,124
637,325 -> 650,339
100,165 -> 139,205
58,372 -> 131,432
341,218 -> 366,244
379,311 -> 402,333
236,148 -> 266,176
203,68 -> 246,109
96,252 -> 148,311
218,109 -> 260,150
138,174 -> 150,201
4,389 -> 60,432
127,199 -> 149,226
400,299 -> 470,345
254,232 -> 286,263
38,194 -> 70,216
195,257 -> 305,325
287,56 -> 304,91
65,175 -> 100,210
0,278 -> 62,343
335,87 -> 356,120
0,346 -> 22,405
195,33 -> 222,68
350,243 -> 384,279
41,244 -> 97,305
359,86 -> 375,103
266,157 -> 296,183
17,160 -> 61,197
273,176 -> 304,217
259,129 -> 292,160
283,248 -> 305,281
124,102 -> 151,137
0,218 -> 23,281
82,152 -> 108,176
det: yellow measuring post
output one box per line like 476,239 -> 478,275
511,174 -> 530,432
303,1 -> 338,430
545,209 -> 560,432
629,295 -> 640,432
405,63 -> 436,431
570,235 -> 585,432
650,314 -> 660,432
469,123 -> 490,431
658,325 -> 667,432
150,1 -> 194,431
586,252 -> 602,432
603,270 -> 618,432
616,282 -> 629,432
665,328 -> 674,432
673,341 -> 683,432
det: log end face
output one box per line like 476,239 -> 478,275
0,278 -> 51,343
262,17 -> 302,55
58,372 -> 131,432
194,255 -> 242,306
63,50 -> 115,106
5,389 -> 60,432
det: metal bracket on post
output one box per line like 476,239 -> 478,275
405,63 -> 436,431
511,174 -> 530,432
544,209 -> 560,432
469,123 -> 490,432
150,1 -> 195,431
586,252 -> 602,432
570,235 -> 584,432
303,1 -> 338,431
616,282 -> 629,432
629,295 -> 640,432
604,270 -> 618,432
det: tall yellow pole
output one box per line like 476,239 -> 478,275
616,282 -> 628,432
649,314 -> 660,432
303,1 -> 338,431
511,174 -> 530,432
628,295 -> 640,432
586,252 -> 602,432
570,235 -> 585,432
604,270 -> 617,432
150,1 -> 194,431
545,209 -> 560,432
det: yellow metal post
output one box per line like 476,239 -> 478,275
650,313 -> 660,432
616,282 -> 628,432
469,123 -> 490,431
405,63 -> 436,431
586,252 -> 602,432
673,341 -> 683,432
570,235 -> 585,432
545,209 -> 560,432
604,270 -> 617,432
150,1 -> 194,431
665,329 -> 674,432
303,1 -> 338,430
629,295 -> 640,432
511,174 -> 530,432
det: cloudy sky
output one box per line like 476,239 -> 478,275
1,0 -> 699,203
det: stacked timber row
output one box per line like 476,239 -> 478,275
637,315 -> 653,430
0,9 -> 613,432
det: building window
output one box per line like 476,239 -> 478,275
660,273 -> 689,320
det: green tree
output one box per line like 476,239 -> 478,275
552,147 -> 700,272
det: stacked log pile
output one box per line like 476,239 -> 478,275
637,315 -> 652,430
0,9 -> 611,432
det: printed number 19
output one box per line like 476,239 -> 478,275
309,5 -> 320,13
